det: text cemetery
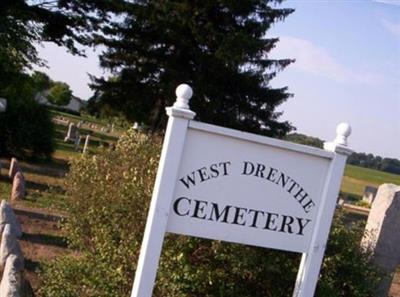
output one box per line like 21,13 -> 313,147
174,160 -> 314,236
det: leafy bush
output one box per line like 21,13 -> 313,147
47,82 -> 72,106
0,98 -> 54,159
39,130 -> 382,297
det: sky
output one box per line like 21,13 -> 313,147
35,0 -> 400,159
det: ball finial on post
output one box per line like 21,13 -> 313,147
174,84 -> 193,109
334,122 -> 352,146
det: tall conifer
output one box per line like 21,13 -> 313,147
93,0 -> 295,137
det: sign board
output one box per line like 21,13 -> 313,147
131,84 -> 353,297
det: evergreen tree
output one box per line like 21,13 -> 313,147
0,0 -> 126,80
92,0 -> 295,137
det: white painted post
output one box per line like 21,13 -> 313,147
131,84 -> 195,297
292,123 -> 353,297
83,135 -> 90,154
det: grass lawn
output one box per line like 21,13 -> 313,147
341,164 -> 400,200
50,109 -> 107,126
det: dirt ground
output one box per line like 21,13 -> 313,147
12,204 -> 72,294
390,270 -> 400,297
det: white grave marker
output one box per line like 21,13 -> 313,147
131,84 -> 353,297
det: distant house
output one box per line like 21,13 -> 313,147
35,91 -> 87,113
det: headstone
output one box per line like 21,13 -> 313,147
74,132 -> 81,151
83,135 -> 90,154
64,123 -> 77,142
0,200 -> 22,238
0,98 -> 7,112
362,186 -> 378,204
0,254 -> 23,297
77,121 -> 83,128
361,183 -> 400,297
11,172 -> 25,201
8,158 -> 20,180
0,224 -> 24,268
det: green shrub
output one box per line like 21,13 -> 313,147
0,98 -> 54,159
354,200 -> 371,208
39,130 -> 382,297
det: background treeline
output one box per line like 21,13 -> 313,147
347,153 -> 400,175
285,133 -> 400,175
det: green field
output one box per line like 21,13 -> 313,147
341,164 -> 400,200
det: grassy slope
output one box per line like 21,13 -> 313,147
341,164 -> 400,199
1,110 -> 122,211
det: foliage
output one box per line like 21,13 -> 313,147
38,130 -> 161,297
285,133 -> 324,148
0,98 -> 54,159
47,82 -> 73,106
39,130 -> 381,297
32,71 -> 53,92
0,0 -> 126,70
316,212 -> 381,297
354,200 -> 371,208
91,0 -> 294,137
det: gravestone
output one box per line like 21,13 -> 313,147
0,98 -> 7,112
0,224 -> 24,268
83,135 -> 90,154
362,186 -> 378,204
64,123 -> 78,142
8,158 -> 20,180
74,132 -> 81,151
0,254 -> 23,297
361,183 -> 400,297
11,172 -> 25,201
0,200 -> 22,238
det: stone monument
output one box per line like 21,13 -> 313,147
362,186 -> 378,204
8,158 -> 20,180
0,224 -> 24,268
0,254 -> 24,297
83,135 -> 90,154
361,183 -> 400,297
11,172 -> 25,201
0,200 -> 22,238
64,122 -> 78,142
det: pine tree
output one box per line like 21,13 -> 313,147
92,0 -> 295,137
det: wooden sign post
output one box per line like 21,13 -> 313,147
131,84 -> 353,297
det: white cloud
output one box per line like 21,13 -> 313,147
270,36 -> 384,85
382,19 -> 400,37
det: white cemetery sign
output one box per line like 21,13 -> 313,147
131,84 -> 353,297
